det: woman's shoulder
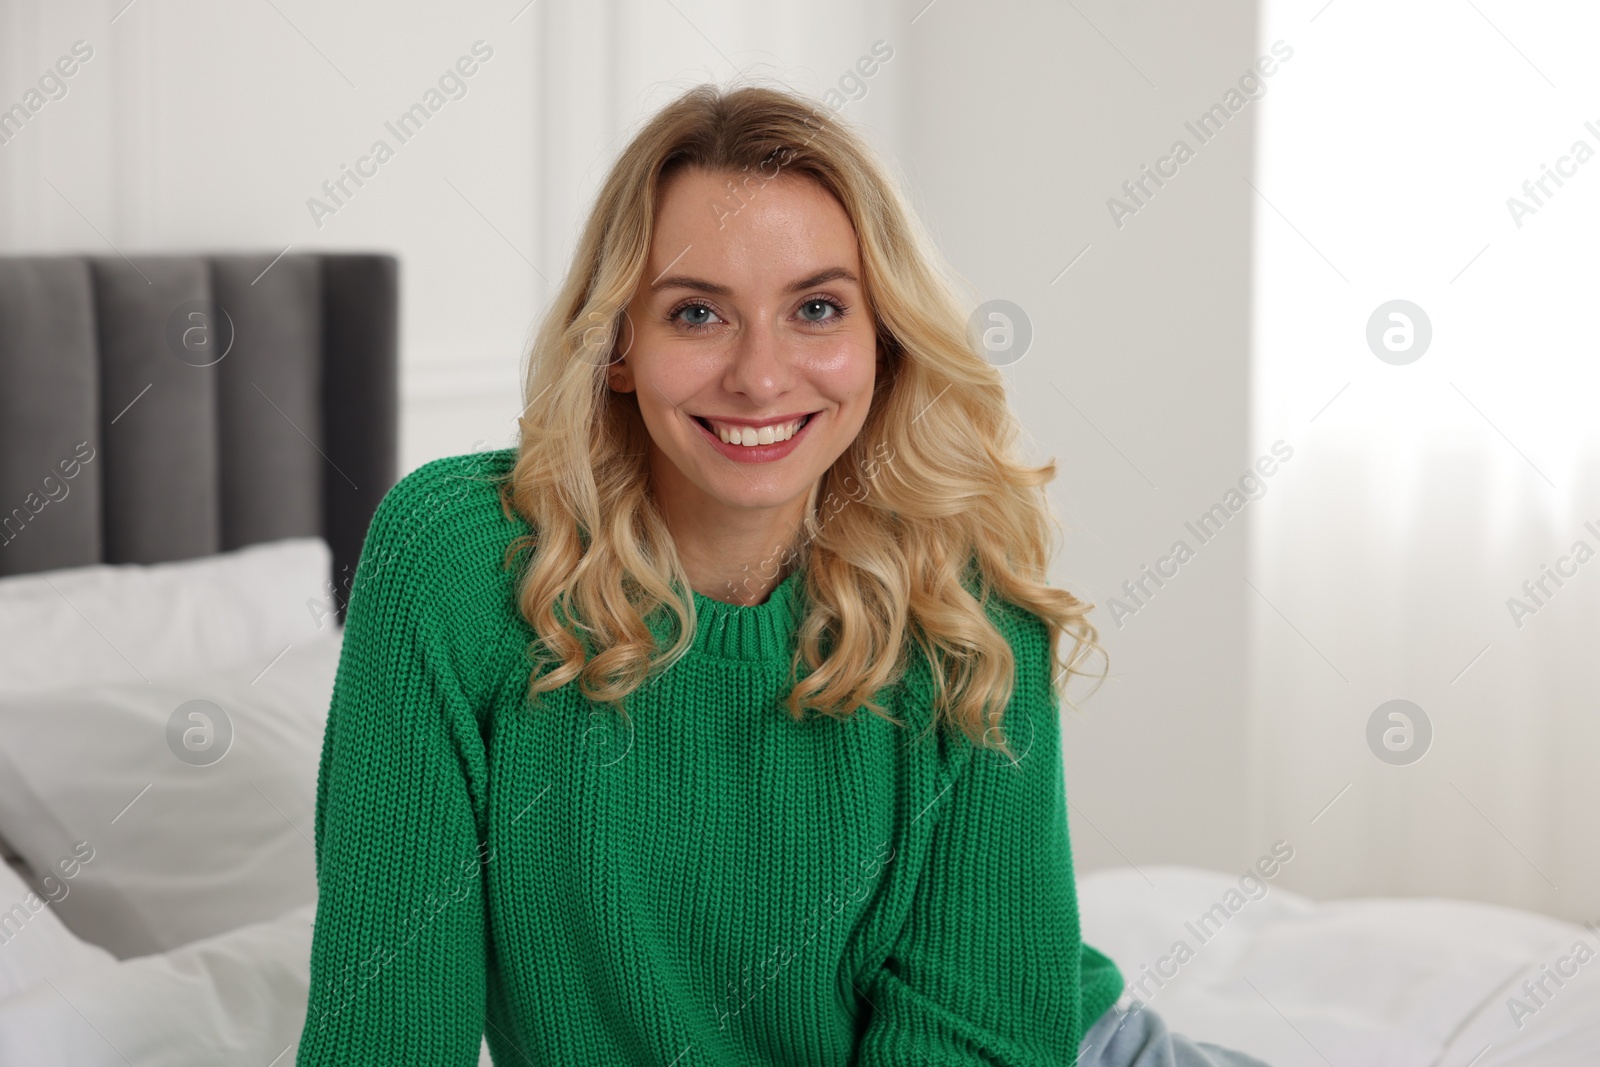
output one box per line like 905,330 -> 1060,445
353,446 -> 532,616
369,446 -> 525,542
380,445 -> 517,507
340,448 -> 534,702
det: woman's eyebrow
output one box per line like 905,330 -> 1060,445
648,266 -> 859,297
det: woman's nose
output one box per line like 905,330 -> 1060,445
724,315 -> 792,398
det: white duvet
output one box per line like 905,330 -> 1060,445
0,899 -> 321,1067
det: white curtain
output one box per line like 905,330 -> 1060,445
1247,0 -> 1600,921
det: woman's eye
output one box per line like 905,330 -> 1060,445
672,303 -> 722,330
798,298 -> 846,324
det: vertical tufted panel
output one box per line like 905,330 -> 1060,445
92,257 -> 219,566
0,257 -> 103,576
320,254 -> 399,619
211,254 -> 324,552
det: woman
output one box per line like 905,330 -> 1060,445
295,83 -> 1270,1066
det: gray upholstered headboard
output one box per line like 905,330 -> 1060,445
0,253 -> 398,624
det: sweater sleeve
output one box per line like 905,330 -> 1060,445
294,480 -> 490,1066
853,605 -> 1118,1065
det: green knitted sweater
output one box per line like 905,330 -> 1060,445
294,447 -> 1124,1066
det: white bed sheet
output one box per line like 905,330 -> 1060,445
1077,865 -> 1600,1067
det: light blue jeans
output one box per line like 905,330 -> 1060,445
1077,999 -> 1274,1067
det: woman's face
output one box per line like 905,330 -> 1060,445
612,166 -> 878,528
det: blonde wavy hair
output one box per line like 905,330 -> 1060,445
498,81 -> 1104,759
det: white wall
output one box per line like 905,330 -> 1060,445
898,2 -> 1266,879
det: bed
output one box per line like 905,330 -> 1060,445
1,253 -> 1595,1066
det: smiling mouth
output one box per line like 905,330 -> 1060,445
692,412 -> 819,447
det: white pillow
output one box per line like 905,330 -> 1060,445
0,852 -> 117,1003
0,631 -> 341,958
0,536 -> 336,696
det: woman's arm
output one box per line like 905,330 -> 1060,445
853,605 -> 1118,1065
295,480 -> 491,1066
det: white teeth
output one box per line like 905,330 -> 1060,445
707,415 -> 809,447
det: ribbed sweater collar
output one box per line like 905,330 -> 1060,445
673,565 -> 807,662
